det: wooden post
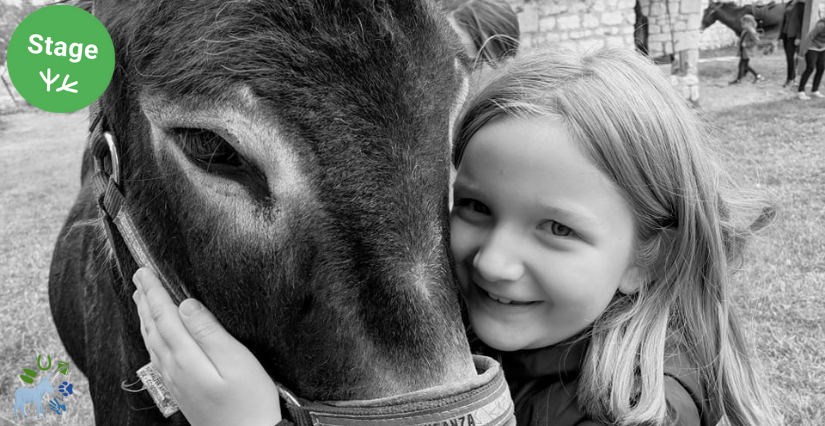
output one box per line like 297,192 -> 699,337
799,0 -> 822,53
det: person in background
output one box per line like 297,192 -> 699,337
730,14 -> 764,85
780,0 -> 806,87
441,0 -> 520,70
133,45 -> 782,426
797,17 -> 825,100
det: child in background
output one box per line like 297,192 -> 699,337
730,14 -> 764,84
133,45 -> 781,426
797,17 -> 825,100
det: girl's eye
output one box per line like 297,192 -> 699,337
546,221 -> 573,237
169,128 -> 243,170
453,198 -> 491,217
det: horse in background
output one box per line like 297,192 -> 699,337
701,1 -> 787,54
49,0 -> 481,424
13,374 -> 54,419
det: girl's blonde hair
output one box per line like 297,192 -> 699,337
453,46 -> 780,426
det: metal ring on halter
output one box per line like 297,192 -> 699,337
103,131 -> 121,185
275,383 -> 302,407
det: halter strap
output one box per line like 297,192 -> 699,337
89,119 -> 192,304
280,356 -> 514,426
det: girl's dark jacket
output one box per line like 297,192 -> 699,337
471,332 -> 722,426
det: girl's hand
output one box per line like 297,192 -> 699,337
132,268 -> 282,426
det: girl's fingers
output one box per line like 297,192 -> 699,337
178,299 -> 258,378
133,268 -> 220,380
134,288 -> 169,364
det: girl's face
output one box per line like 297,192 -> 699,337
451,116 -> 643,351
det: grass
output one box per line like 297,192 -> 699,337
697,53 -> 825,425
0,50 -> 822,425
0,109 -> 94,425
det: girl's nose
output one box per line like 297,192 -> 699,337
472,228 -> 524,283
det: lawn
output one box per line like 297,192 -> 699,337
0,50 -> 822,425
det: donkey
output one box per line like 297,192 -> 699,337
701,1 -> 787,54
49,1 -> 489,424
13,374 -> 55,419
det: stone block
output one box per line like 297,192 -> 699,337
557,14 -> 581,30
520,35 -> 533,50
673,30 -> 700,51
541,3 -> 567,15
686,13 -> 701,30
680,0 -> 702,14
606,35 -> 626,46
545,31 -> 562,43
539,16 -> 557,32
520,3 -> 540,33
601,11 -> 626,26
582,14 -> 599,28
624,34 -> 635,46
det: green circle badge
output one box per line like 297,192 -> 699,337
6,5 -> 114,113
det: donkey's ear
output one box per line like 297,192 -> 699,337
61,0 -> 95,14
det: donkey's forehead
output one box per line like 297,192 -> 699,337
120,0 -> 463,104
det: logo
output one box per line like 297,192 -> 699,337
11,354 -> 76,420
6,4 -> 114,113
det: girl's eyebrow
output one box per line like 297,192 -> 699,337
452,178 -> 481,194
535,202 -> 602,231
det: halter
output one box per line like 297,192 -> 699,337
87,113 -> 515,426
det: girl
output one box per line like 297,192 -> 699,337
133,46 -> 780,426
730,14 -> 764,84
797,17 -> 825,100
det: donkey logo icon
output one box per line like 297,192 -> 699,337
13,373 -> 54,418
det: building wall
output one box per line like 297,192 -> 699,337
508,0 -> 702,104
510,0 -> 637,51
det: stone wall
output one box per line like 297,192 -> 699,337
507,0 -> 702,105
511,0 -> 637,51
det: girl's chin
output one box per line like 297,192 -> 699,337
468,315 -> 535,352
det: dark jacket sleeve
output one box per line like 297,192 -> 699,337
663,352 -> 721,426
664,376 -> 701,426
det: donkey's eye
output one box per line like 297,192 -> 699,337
166,127 -> 270,202
169,128 -> 243,170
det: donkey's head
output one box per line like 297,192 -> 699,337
90,0 -> 473,400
